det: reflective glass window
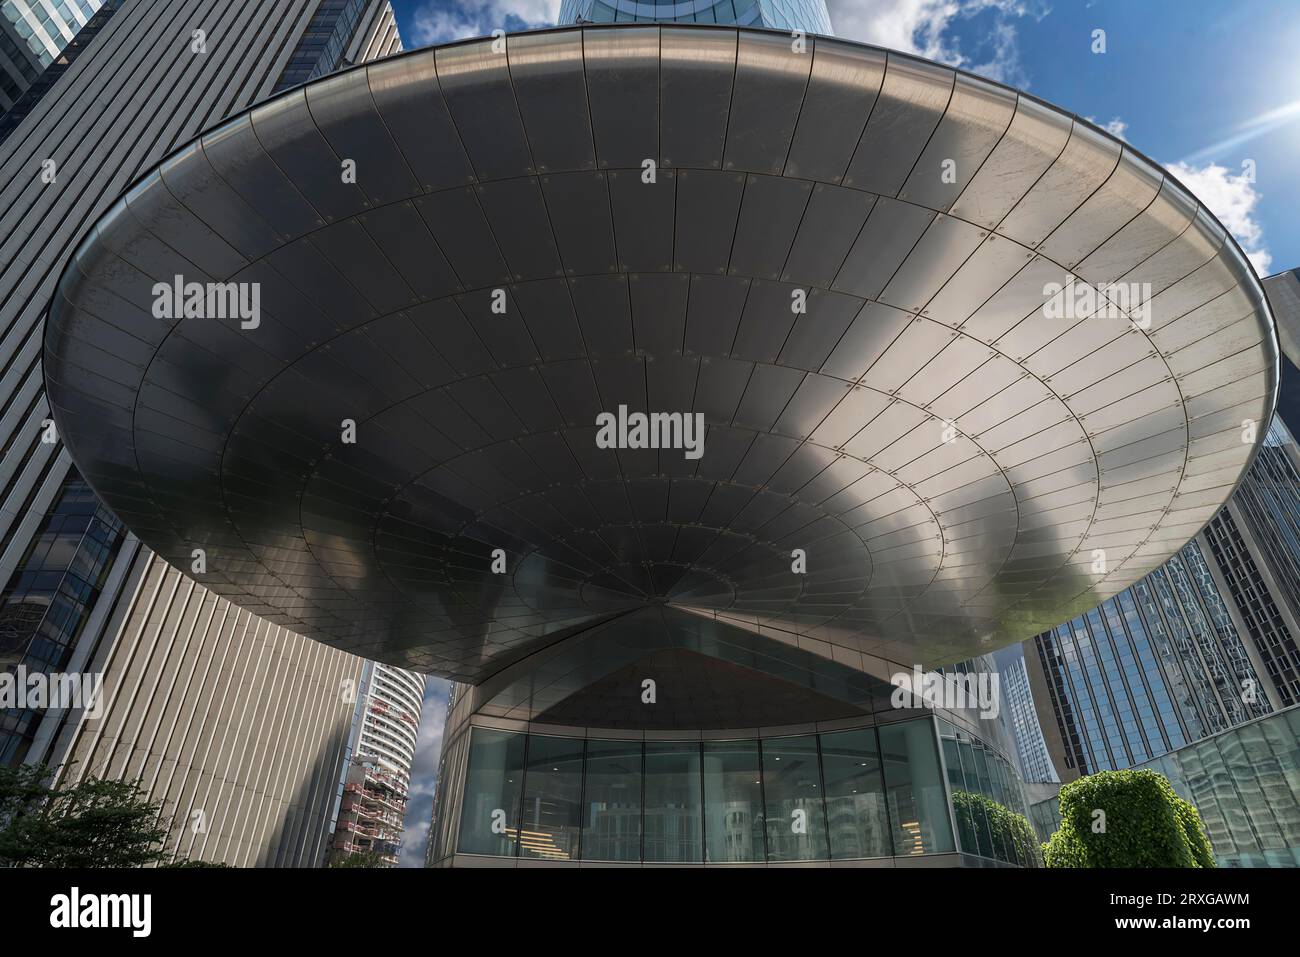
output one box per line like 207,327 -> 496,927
581,739 -> 642,862
519,735 -> 584,861
941,725 -> 991,858
457,728 -> 526,856
821,727 -> 892,858
703,740 -> 764,863
762,735 -> 828,861
643,742 -> 702,862
879,719 -> 955,854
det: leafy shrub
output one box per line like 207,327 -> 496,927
1174,796 -> 1215,869
1042,768 -> 1215,868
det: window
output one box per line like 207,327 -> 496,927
580,739 -> 641,861
643,742 -> 702,863
518,735 -> 584,860
456,728 -> 526,856
821,728 -> 892,858
879,719 -> 954,855
702,740 -> 763,863
761,735 -> 827,861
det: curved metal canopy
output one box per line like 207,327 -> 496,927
45,25 -> 1278,682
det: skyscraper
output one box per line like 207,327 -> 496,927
999,649 -> 1056,783
0,0 -> 104,108
559,0 -> 833,33
329,662 -> 425,865
0,0 -> 402,867
0,0 -> 118,143
1202,418 -> 1300,707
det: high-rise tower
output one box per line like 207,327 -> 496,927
0,0 -> 106,109
0,0 -> 402,867
330,663 -> 425,866
559,0 -> 832,33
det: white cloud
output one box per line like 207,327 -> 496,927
398,817 -> 431,867
1087,115 -> 1127,141
396,679 -> 451,867
1166,161 -> 1272,275
409,0 -> 559,47
825,0 -> 1049,87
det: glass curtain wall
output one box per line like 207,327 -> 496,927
702,740 -> 764,862
582,739 -> 642,860
453,717 -> 1008,863
939,720 -> 1039,866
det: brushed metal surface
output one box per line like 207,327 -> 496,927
44,25 -> 1278,682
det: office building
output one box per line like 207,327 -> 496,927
0,0 -> 402,867
0,1 -> 118,144
1021,273 -> 1300,863
0,0 -> 104,110
1020,276 -> 1300,783
1000,648 -> 1056,783
559,0 -> 833,33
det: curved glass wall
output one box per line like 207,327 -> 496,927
939,720 -> 1041,867
1134,705 -> 1300,867
448,716 -> 1036,865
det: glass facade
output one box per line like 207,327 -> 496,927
558,0 -> 833,34
1032,537 -> 1272,776
1203,419 -> 1300,707
1029,414 -> 1300,780
273,0 -> 373,92
0,0 -> 113,127
582,739 -> 643,860
1,0 -> 101,68
1002,652 -> 1056,782
1135,705 -> 1300,867
939,721 -> 1040,867
1030,706 -> 1300,867
0,472 -> 124,765
702,740 -> 763,862
456,727 -> 528,856
446,717 -> 1035,865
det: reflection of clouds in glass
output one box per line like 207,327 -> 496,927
405,0 -> 559,47
398,678 -> 452,867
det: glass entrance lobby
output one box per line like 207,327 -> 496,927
431,713 -> 1037,867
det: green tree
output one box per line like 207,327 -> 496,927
329,850 -> 389,868
1042,768 -> 1215,868
0,763 -> 171,868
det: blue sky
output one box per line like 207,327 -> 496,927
389,0 -> 1300,864
389,0 -> 1300,276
